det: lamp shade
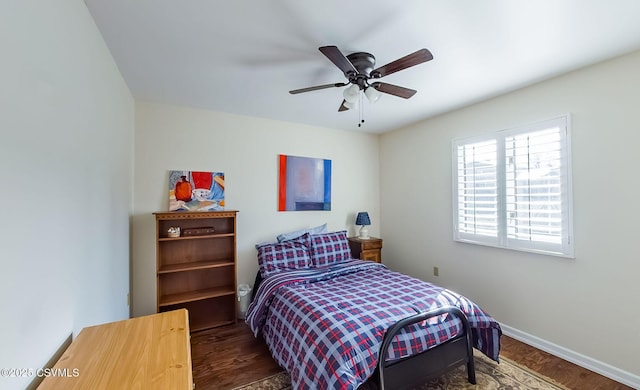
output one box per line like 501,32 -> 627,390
343,84 -> 360,103
364,86 -> 381,103
355,212 -> 371,226
344,99 -> 359,110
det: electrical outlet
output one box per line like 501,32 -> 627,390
433,266 -> 439,277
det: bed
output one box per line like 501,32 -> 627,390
246,230 -> 502,389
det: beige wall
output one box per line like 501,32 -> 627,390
0,1 -> 134,389
132,102 -> 380,317
380,50 -> 640,385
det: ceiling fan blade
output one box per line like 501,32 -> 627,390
370,48 -> 433,78
319,46 -> 357,77
371,82 -> 417,99
289,82 -> 347,94
338,100 -> 349,112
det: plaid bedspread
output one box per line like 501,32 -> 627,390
246,259 -> 501,390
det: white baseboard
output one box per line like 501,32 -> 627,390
501,324 -> 640,389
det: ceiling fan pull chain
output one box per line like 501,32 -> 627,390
358,92 -> 364,127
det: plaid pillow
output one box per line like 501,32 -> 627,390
310,230 -> 352,267
257,233 -> 312,277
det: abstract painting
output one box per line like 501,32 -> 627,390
278,154 -> 331,211
169,170 -> 225,211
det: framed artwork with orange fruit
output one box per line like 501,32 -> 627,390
168,170 -> 225,211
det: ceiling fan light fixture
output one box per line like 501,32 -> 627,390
343,99 -> 359,110
364,86 -> 381,103
343,84 -> 360,103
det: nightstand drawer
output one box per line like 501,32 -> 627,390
360,239 -> 382,250
360,250 -> 381,263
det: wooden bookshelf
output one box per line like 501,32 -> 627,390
154,211 -> 238,332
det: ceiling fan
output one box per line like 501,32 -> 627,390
289,45 -> 433,112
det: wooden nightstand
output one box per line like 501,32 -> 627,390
348,236 -> 383,263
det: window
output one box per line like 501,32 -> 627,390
453,115 -> 574,257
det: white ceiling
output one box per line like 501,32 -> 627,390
84,0 -> 640,134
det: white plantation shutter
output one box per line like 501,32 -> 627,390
453,115 -> 573,257
456,139 -> 498,239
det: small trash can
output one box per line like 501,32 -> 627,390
237,284 -> 252,319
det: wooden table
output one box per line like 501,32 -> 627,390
38,309 -> 193,390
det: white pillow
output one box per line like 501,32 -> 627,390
276,223 -> 328,242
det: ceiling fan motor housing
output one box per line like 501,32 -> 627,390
346,52 -> 377,88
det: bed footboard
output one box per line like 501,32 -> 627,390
376,306 -> 476,390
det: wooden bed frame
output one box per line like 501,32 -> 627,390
375,306 -> 476,390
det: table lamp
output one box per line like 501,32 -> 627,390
355,212 -> 371,239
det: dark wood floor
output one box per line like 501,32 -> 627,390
191,322 -> 632,390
